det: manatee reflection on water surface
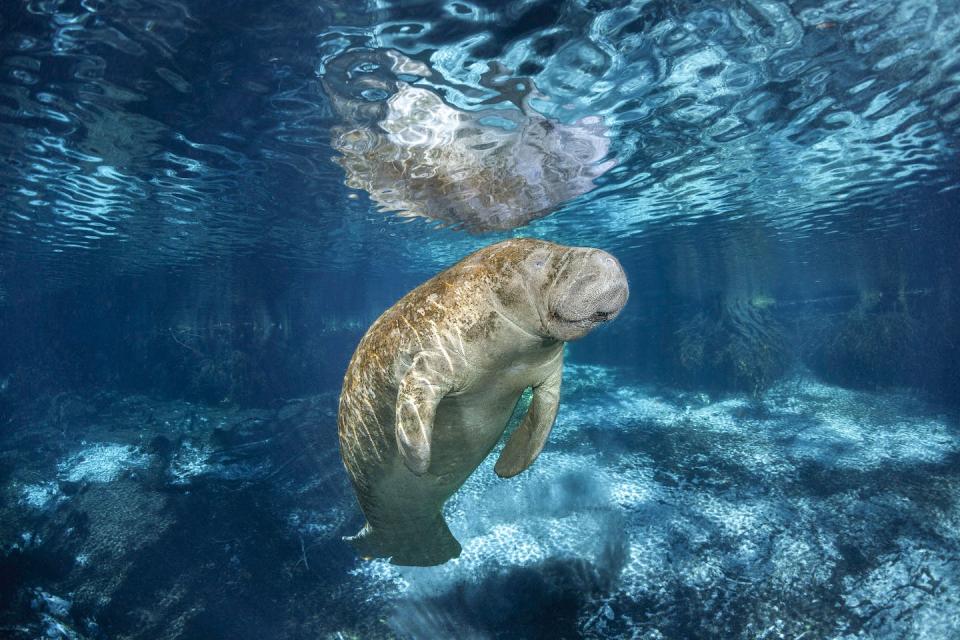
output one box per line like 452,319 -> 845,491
323,49 -> 614,232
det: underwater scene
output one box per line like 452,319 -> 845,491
1,0 -> 959,638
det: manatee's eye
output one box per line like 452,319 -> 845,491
533,258 -> 545,269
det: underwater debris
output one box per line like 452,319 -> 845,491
670,298 -> 790,395
165,439 -> 212,486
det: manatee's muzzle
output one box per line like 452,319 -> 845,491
590,309 -> 614,322
551,249 -> 629,328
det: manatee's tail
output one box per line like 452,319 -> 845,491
345,516 -> 462,567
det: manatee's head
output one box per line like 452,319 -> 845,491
480,238 -> 629,342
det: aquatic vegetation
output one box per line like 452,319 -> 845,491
670,298 -> 791,395
807,305 -> 920,390
803,281 -> 960,406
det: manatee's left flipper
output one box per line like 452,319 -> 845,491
495,353 -> 563,478
396,352 -> 455,476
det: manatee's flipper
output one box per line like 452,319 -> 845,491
395,351 -> 455,475
345,516 -> 462,567
495,354 -> 563,478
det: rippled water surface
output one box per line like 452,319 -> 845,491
2,0 -> 958,276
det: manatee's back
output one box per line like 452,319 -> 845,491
336,259 -> 473,484
337,306 -> 403,487
336,243 -> 519,485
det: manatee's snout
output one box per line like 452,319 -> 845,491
583,250 -> 628,321
547,248 -> 629,341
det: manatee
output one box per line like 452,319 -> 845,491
337,238 -> 629,566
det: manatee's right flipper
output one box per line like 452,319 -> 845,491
495,353 -> 563,478
346,515 -> 462,567
395,351 -> 455,475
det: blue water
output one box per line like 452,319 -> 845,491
0,1 -> 958,638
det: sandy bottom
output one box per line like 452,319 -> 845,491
1,367 -> 958,639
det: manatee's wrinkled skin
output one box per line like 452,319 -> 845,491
322,50 -> 614,232
337,238 -> 629,566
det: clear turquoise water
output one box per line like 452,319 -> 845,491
0,1 -> 958,638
